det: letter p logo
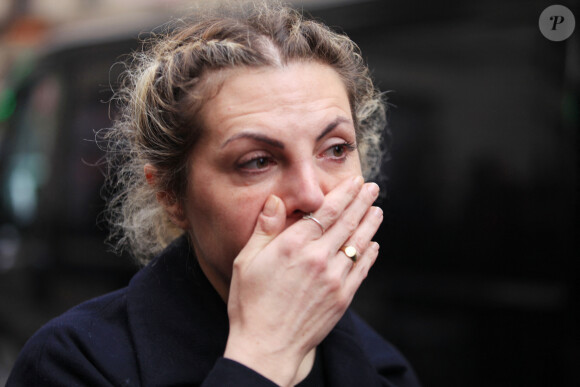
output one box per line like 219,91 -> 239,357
540,5 -> 576,41
550,15 -> 565,30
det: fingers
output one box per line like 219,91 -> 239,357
322,181 -> 380,253
242,195 -> 287,254
339,205 -> 383,262
343,241 -> 380,296
333,205 -> 382,281
300,175 -> 364,235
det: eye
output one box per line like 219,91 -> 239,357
331,144 -> 346,157
238,155 -> 274,171
323,142 -> 356,160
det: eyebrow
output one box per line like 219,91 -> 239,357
316,116 -> 352,141
220,116 -> 352,149
221,132 -> 285,149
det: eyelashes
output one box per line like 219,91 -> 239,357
236,142 -> 356,174
324,142 -> 356,159
238,155 -> 273,171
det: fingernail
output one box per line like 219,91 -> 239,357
373,206 -> 383,217
263,195 -> 279,217
367,183 -> 379,198
352,175 -> 364,187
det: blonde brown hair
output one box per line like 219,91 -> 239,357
104,0 -> 386,264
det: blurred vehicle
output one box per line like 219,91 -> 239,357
0,13 -> 171,380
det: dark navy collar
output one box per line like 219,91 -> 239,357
127,235 -> 229,385
125,235 -> 414,386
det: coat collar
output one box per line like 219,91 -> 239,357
321,311 -> 410,387
126,235 -> 229,386
125,235 -> 412,386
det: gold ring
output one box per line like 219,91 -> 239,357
302,213 -> 325,233
340,245 -> 358,262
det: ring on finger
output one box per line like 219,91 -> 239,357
340,245 -> 358,262
302,213 -> 325,234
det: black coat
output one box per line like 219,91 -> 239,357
7,236 -> 421,386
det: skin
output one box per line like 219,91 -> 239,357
151,61 -> 383,386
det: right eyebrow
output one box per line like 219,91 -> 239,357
315,116 -> 352,141
220,131 -> 285,149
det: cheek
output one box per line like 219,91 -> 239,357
223,191 -> 266,247
188,181 -> 269,258
320,159 -> 363,193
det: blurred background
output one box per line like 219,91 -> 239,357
0,0 -> 578,385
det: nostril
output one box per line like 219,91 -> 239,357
289,210 -> 306,219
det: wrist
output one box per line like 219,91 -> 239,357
223,334 -> 303,387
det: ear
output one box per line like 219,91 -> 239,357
144,164 -> 190,230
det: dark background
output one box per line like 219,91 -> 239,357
1,0 -> 578,385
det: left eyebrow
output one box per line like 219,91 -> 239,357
316,116 -> 353,141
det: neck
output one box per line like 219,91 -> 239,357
194,252 -> 230,303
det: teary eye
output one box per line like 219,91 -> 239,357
324,142 -> 355,160
239,156 -> 273,170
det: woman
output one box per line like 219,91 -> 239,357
8,1 -> 420,386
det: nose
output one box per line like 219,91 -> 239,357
278,160 -> 325,217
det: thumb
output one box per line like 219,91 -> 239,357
244,195 -> 286,253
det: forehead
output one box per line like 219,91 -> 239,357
198,62 -> 352,142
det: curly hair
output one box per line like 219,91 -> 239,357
104,0 -> 387,265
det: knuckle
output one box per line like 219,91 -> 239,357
323,202 -> 341,220
342,215 -> 359,234
307,253 -> 328,273
349,235 -> 365,252
326,275 -> 342,294
280,234 -> 305,256
278,243 -> 294,258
